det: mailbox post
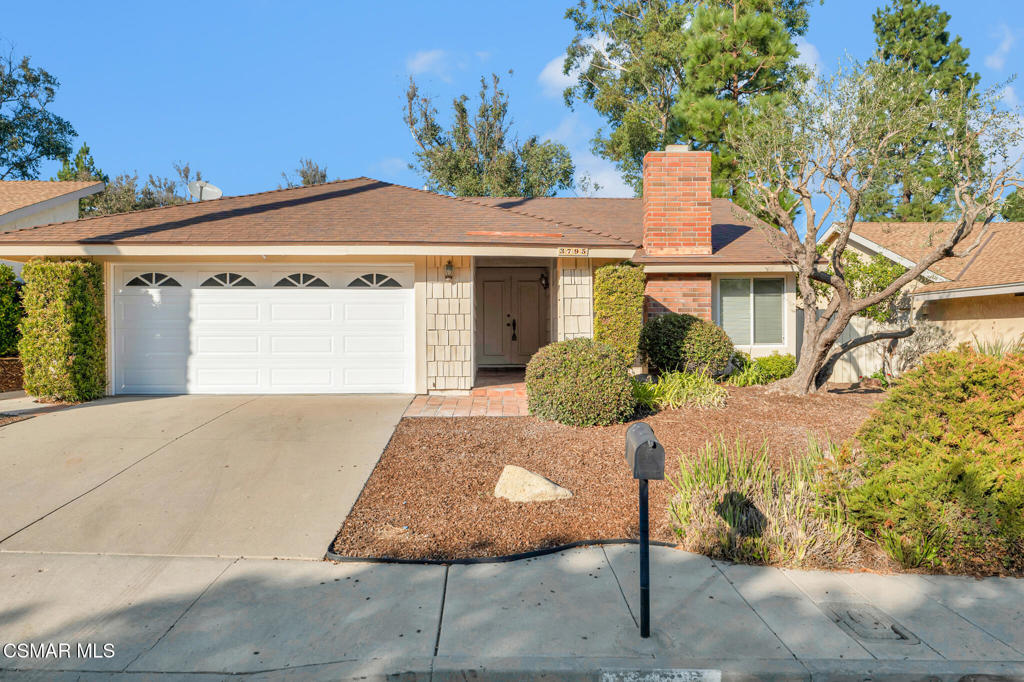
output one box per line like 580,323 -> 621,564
624,422 -> 665,638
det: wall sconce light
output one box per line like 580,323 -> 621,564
444,259 -> 454,281
539,272 -> 549,289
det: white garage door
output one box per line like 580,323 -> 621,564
112,265 -> 416,394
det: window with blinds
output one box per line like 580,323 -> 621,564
718,278 -> 784,346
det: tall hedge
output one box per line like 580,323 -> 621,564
593,262 -> 645,365
0,263 -> 20,356
18,259 -> 107,401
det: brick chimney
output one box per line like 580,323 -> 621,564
642,145 -> 712,256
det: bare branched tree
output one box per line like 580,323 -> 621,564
728,61 -> 1023,394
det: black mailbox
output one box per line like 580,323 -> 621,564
624,422 -> 665,480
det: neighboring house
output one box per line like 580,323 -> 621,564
0,180 -> 105,276
0,146 -> 796,396
818,221 -> 1024,381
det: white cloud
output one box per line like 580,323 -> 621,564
538,54 -> 575,98
542,113 -> 634,197
984,23 -> 1015,70
1003,85 -> 1020,107
795,37 -> 822,74
406,49 -> 453,81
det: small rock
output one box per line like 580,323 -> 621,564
494,465 -> 572,502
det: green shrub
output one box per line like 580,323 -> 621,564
633,371 -> 727,411
593,262 -> 645,366
836,348 -> 1024,573
18,259 -> 107,402
526,338 -> 634,426
668,437 -> 858,568
755,352 -> 797,381
0,264 -> 21,356
639,313 -> 734,377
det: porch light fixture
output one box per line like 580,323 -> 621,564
539,272 -> 549,289
444,260 -> 454,281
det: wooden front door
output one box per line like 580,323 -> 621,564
476,267 -> 548,366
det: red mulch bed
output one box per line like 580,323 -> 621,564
0,357 -> 22,392
332,385 -> 886,561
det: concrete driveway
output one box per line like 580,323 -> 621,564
0,394 -> 409,559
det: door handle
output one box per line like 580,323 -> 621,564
511,318 -> 517,341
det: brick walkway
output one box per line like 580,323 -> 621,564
405,369 -> 527,417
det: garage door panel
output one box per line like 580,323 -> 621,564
195,302 -> 261,322
269,367 -> 335,388
113,267 -> 415,394
270,335 -> 335,355
270,302 -> 334,322
195,335 -> 261,355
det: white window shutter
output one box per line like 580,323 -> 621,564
753,279 -> 785,344
719,278 -> 751,345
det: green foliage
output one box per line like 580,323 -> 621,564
813,248 -> 908,323
593,263 -> 646,365
17,259 -> 106,402
1003,190 -> 1024,222
0,263 -> 21,356
281,158 -> 329,188
405,73 -> 575,197
54,143 -> 108,215
0,50 -> 76,180
727,351 -> 796,386
860,0 -> 980,222
667,437 -> 858,568
838,349 -> 1024,573
639,313 -> 734,376
755,352 -> 797,381
562,0 -> 811,194
972,333 -> 1024,359
632,370 -> 727,411
526,338 -> 634,426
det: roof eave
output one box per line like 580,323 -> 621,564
0,182 -> 105,227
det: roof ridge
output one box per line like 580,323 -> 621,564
0,177 -> 373,236
452,193 -> 637,247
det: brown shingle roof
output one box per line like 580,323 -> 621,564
470,196 -> 789,263
846,221 -> 1024,294
0,178 -> 633,248
914,224 -> 1024,294
0,180 -> 104,216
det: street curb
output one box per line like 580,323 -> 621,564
324,538 -> 677,565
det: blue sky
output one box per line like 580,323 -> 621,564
4,1 -> 1021,199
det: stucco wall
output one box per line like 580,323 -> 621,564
425,255 -> 473,392
555,257 -> 593,340
921,293 -> 1024,345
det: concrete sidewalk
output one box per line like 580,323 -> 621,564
1,546 -> 1022,680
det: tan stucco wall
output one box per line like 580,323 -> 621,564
555,257 -> 594,340
1,199 -> 81,276
425,255 -> 473,392
920,293 -> 1024,345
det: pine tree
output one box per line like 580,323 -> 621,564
860,0 -> 980,222
671,1 -> 805,200
1003,190 -> 1024,222
54,143 -> 108,215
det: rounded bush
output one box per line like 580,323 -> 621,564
755,352 -> 797,381
526,338 -> 635,426
639,313 -> 734,376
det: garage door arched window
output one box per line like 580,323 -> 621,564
347,273 -> 402,288
274,273 -> 328,288
126,272 -> 181,287
200,273 -> 255,287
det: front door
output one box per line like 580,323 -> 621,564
476,267 -> 548,366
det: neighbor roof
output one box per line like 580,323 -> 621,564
913,224 -> 1024,295
842,221 -> 1024,295
0,180 -> 105,217
0,178 -> 633,248
471,196 -> 788,264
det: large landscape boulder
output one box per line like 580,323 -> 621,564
494,465 -> 572,502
